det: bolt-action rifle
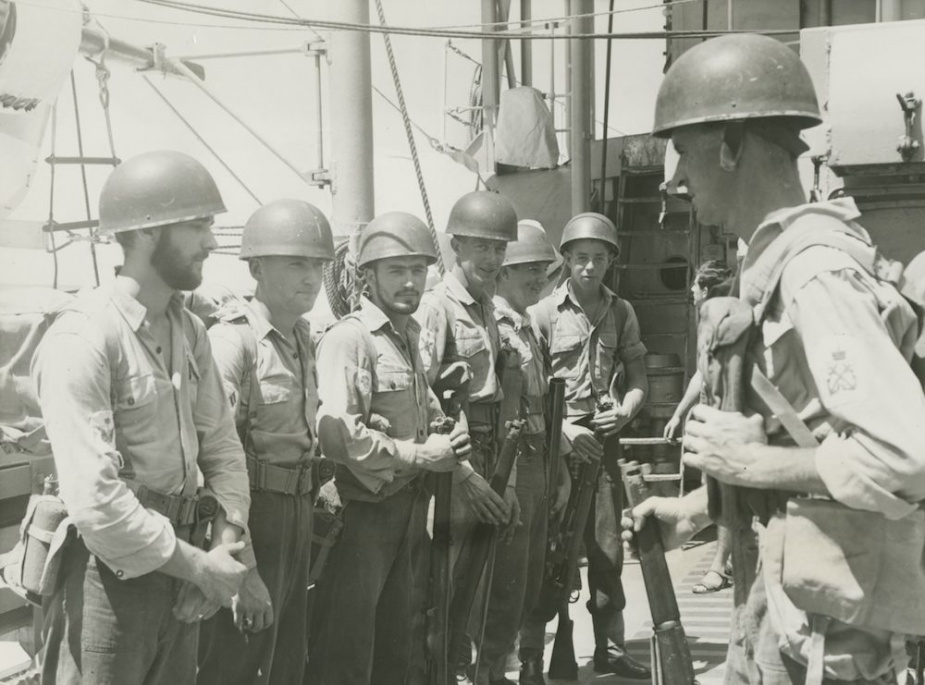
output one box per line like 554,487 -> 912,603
619,459 -> 695,684
427,362 -> 470,685
445,419 -> 524,681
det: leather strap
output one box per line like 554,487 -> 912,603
750,367 -> 819,449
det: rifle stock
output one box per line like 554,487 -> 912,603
547,607 -> 577,680
619,459 -> 695,684
445,420 -> 524,679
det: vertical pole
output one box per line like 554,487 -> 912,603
328,0 -> 375,239
521,0 -> 532,87
563,0 -> 571,158
569,0 -> 592,215
880,0 -> 902,21
599,0 -> 615,213
312,47 -> 324,171
482,0 -> 500,128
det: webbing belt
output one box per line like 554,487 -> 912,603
247,457 -> 314,496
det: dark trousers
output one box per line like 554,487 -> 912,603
198,490 -> 314,685
474,435 -> 549,680
585,445 -> 627,649
41,543 -> 198,685
307,483 -> 428,685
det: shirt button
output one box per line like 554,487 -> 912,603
293,352 -> 298,359
156,346 -> 162,354
127,397 -> 135,406
116,570 -> 124,578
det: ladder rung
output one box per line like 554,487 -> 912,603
43,220 -> 99,233
45,156 -> 121,166
615,262 -> 689,270
621,437 -> 678,446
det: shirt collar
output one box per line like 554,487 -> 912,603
110,277 -> 185,332
444,270 -> 495,308
493,295 -> 531,330
744,198 -> 862,270
354,296 -> 421,338
554,280 -> 615,309
244,298 -> 313,343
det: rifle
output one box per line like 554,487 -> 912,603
546,378 -> 566,502
445,419 -> 524,680
427,362 -> 470,685
619,459 -> 695,684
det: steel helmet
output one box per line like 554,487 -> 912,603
652,33 -> 821,137
560,212 -> 618,252
446,191 -> 517,242
357,211 -> 439,269
240,199 -> 334,261
99,150 -> 226,233
503,220 -> 557,267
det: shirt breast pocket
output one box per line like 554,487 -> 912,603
375,364 -> 413,393
259,374 -> 294,405
549,333 -> 583,379
454,324 -> 487,360
113,374 -> 158,430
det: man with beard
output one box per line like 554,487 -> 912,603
197,200 -> 333,684
415,191 -> 520,677
310,212 -> 471,685
33,150 -> 251,685
521,213 -> 651,681
471,220 -> 572,685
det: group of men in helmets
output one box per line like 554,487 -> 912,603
28,28 -> 925,685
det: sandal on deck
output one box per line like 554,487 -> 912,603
692,569 -> 732,594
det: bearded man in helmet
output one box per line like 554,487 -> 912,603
309,212 -> 471,685
196,199 -> 333,684
470,220 -> 573,685
33,151 -> 250,684
623,34 -> 925,683
520,212 -> 651,681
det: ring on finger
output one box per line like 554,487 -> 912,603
243,617 -> 255,630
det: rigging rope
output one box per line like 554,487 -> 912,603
69,72 -> 102,286
128,0 -> 796,42
373,0 -> 445,277
143,75 -> 263,206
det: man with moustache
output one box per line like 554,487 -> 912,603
415,190 -> 518,674
310,212 -> 471,685
623,34 -> 925,684
197,200 -> 333,685
471,221 -> 572,685
33,150 -> 250,685
521,213 -> 650,681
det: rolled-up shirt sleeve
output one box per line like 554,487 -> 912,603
618,301 -> 647,364
191,326 -> 250,534
33,323 -> 177,579
316,323 -> 416,492
788,269 -> 925,519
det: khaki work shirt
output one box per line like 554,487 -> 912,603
32,278 -> 250,579
416,270 -> 503,409
531,281 -> 646,418
316,297 -> 443,502
209,299 -> 316,468
741,199 -> 925,520
494,296 -> 548,436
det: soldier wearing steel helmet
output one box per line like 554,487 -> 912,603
33,151 -> 250,685
196,199 -> 334,685
521,212 -> 651,681
309,212 -> 471,685
468,220 -> 573,685
623,33 -> 925,682
414,190 -> 519,675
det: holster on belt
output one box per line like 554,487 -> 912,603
132,484 -> 220,550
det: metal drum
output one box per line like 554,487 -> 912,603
641,353 -> 686,473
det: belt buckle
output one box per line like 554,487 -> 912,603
177,496 -> 196,526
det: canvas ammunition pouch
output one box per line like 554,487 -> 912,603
247,457 -> 314,496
